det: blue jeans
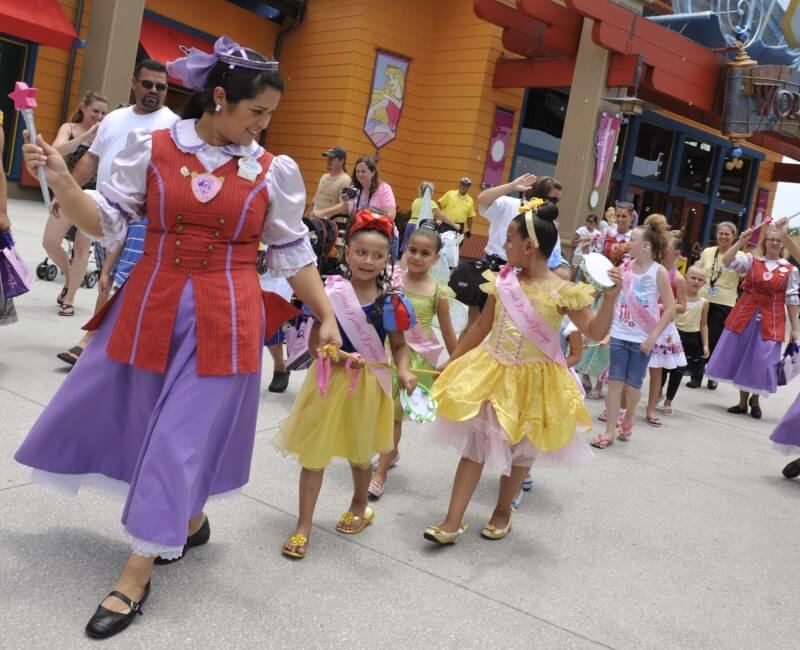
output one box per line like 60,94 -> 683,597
608,337 -> 650,389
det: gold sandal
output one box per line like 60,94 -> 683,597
423,523 -> 468,545
335,507 -> 375,534
281,534 -> 309,559
480,522 -> 512,540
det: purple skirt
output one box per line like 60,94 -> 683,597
770,392 -> 800,454
705,318 -> 781,396
14,281 -> 262,559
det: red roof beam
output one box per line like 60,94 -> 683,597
493,57 -> 576,88
565,0 -> 723,112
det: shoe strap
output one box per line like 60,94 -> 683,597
106,590 -> 144,615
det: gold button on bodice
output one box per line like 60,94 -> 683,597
201,260 -> 209,268
219,218 -> 225,225
175,240 -> 182,248
174,257 -> 181,265
207,244 -> 214,252
176,225 -> 184,233
213,230 -> 221,238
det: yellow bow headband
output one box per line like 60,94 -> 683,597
518,198 -> 545,248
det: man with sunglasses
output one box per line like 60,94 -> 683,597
58,60 -> 178,366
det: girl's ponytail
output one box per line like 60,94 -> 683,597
642,213 -> 670,262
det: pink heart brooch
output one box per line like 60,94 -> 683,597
191,172 -> 225,204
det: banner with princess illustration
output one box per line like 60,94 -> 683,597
364,50 -> 410,149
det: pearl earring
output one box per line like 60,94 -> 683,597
215,104 -> 221,113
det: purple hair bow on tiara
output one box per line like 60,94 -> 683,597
166,35 -> 278,90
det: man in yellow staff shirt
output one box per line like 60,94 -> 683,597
438,177 -> 477,238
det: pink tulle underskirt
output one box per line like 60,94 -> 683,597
430,403 -> 593,476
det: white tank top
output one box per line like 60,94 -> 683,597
610,261 -> 661,343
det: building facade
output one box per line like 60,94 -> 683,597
1,0 -> 793,259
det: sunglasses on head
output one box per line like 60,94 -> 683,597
139,80 -> 167,91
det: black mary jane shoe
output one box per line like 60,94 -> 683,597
727,404 -> 748,415
154,515 -> 210,565
748,397 -> 762,420
707,380 -> 718,390
85,582 -> 150,639
268,370 -> 291,393
782,458 -> 800,479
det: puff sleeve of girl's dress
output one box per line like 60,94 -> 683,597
261,155 -> 316,277
554,282 -> 596,311
479,270 -> 498,296
85,129 -> 150,249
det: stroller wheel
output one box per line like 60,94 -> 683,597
36,261 -> 48,280
83,271 -> 99,289
782,458 -> 800,479
45,264 -> 58,281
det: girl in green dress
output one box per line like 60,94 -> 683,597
369,222 -> 458,498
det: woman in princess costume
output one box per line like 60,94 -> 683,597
705,220 -> 799,419
17,38 -> 340,638
423,200 -> 622,545
275,209 -> 417,558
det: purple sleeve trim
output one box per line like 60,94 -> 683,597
103,198 -> 141,221
270,237 -> 305,250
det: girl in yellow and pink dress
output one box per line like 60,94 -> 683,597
423,200 -> 622,545
275,209 -> 417,559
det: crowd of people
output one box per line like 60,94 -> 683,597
2,33 -> 800,641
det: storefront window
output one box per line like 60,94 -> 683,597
1,37 -> 29,173
678,137 -> 717,194
718,156 -> 752,203
613,122 -> 627,170
512,155 -> 556,179
519,88 -> 569,154
631,122 -> 673,181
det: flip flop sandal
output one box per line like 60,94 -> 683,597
58,304 -> 75,317
587,390 -> 602,400
335,507 -> 375,534
57,346 -> 84,366
661,405 -> 673,416
57,286 -> 68,305
617,420 -> 634,440
645,416 -> 662,428
281,534 -> 309,559
590,436 -> 614,449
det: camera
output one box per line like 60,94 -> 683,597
340,186 -> 358,200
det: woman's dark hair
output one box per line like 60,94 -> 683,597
181,58 -> 285,120
512,202 -> 560,256
524,176 -> 562,201
586,214 -> 598,224
409,219 -> 443,252
352,156 -> 380,197
69,91 -> 109,124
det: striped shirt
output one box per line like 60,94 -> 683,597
113,220 -> 147,287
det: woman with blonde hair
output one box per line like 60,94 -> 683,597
705,221 -> 800,418
44,91 -> 109,317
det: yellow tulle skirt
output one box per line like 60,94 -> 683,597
274,362 -> 394,470
432,346 -> 591,453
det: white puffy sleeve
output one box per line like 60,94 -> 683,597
481,195 -> 518,223
725,251 -> 752,274
786,265 -> 800,305
85,129 -> 150,248
261,155 -> 316,277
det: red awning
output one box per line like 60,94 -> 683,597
139,16 -> 215,86
0,0 -> 78,50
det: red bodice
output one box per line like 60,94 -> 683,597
86,129 -> 291,376
725,258 -> 791,342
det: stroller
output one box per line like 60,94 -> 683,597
36,225 -> 101,289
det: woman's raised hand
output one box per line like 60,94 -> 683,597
22,133 -> 70,189
509,174 -> 537,193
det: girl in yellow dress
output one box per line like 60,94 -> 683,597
424,201 -> 622,545
369,221 -> 459,499
276,210 -> 417,558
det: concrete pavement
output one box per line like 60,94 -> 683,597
1,198 -> 798,649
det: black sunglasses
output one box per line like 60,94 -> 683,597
139,80 -> 167,92
547,196 -> 560,205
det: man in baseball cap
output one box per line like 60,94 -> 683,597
322,146 -> 347,161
